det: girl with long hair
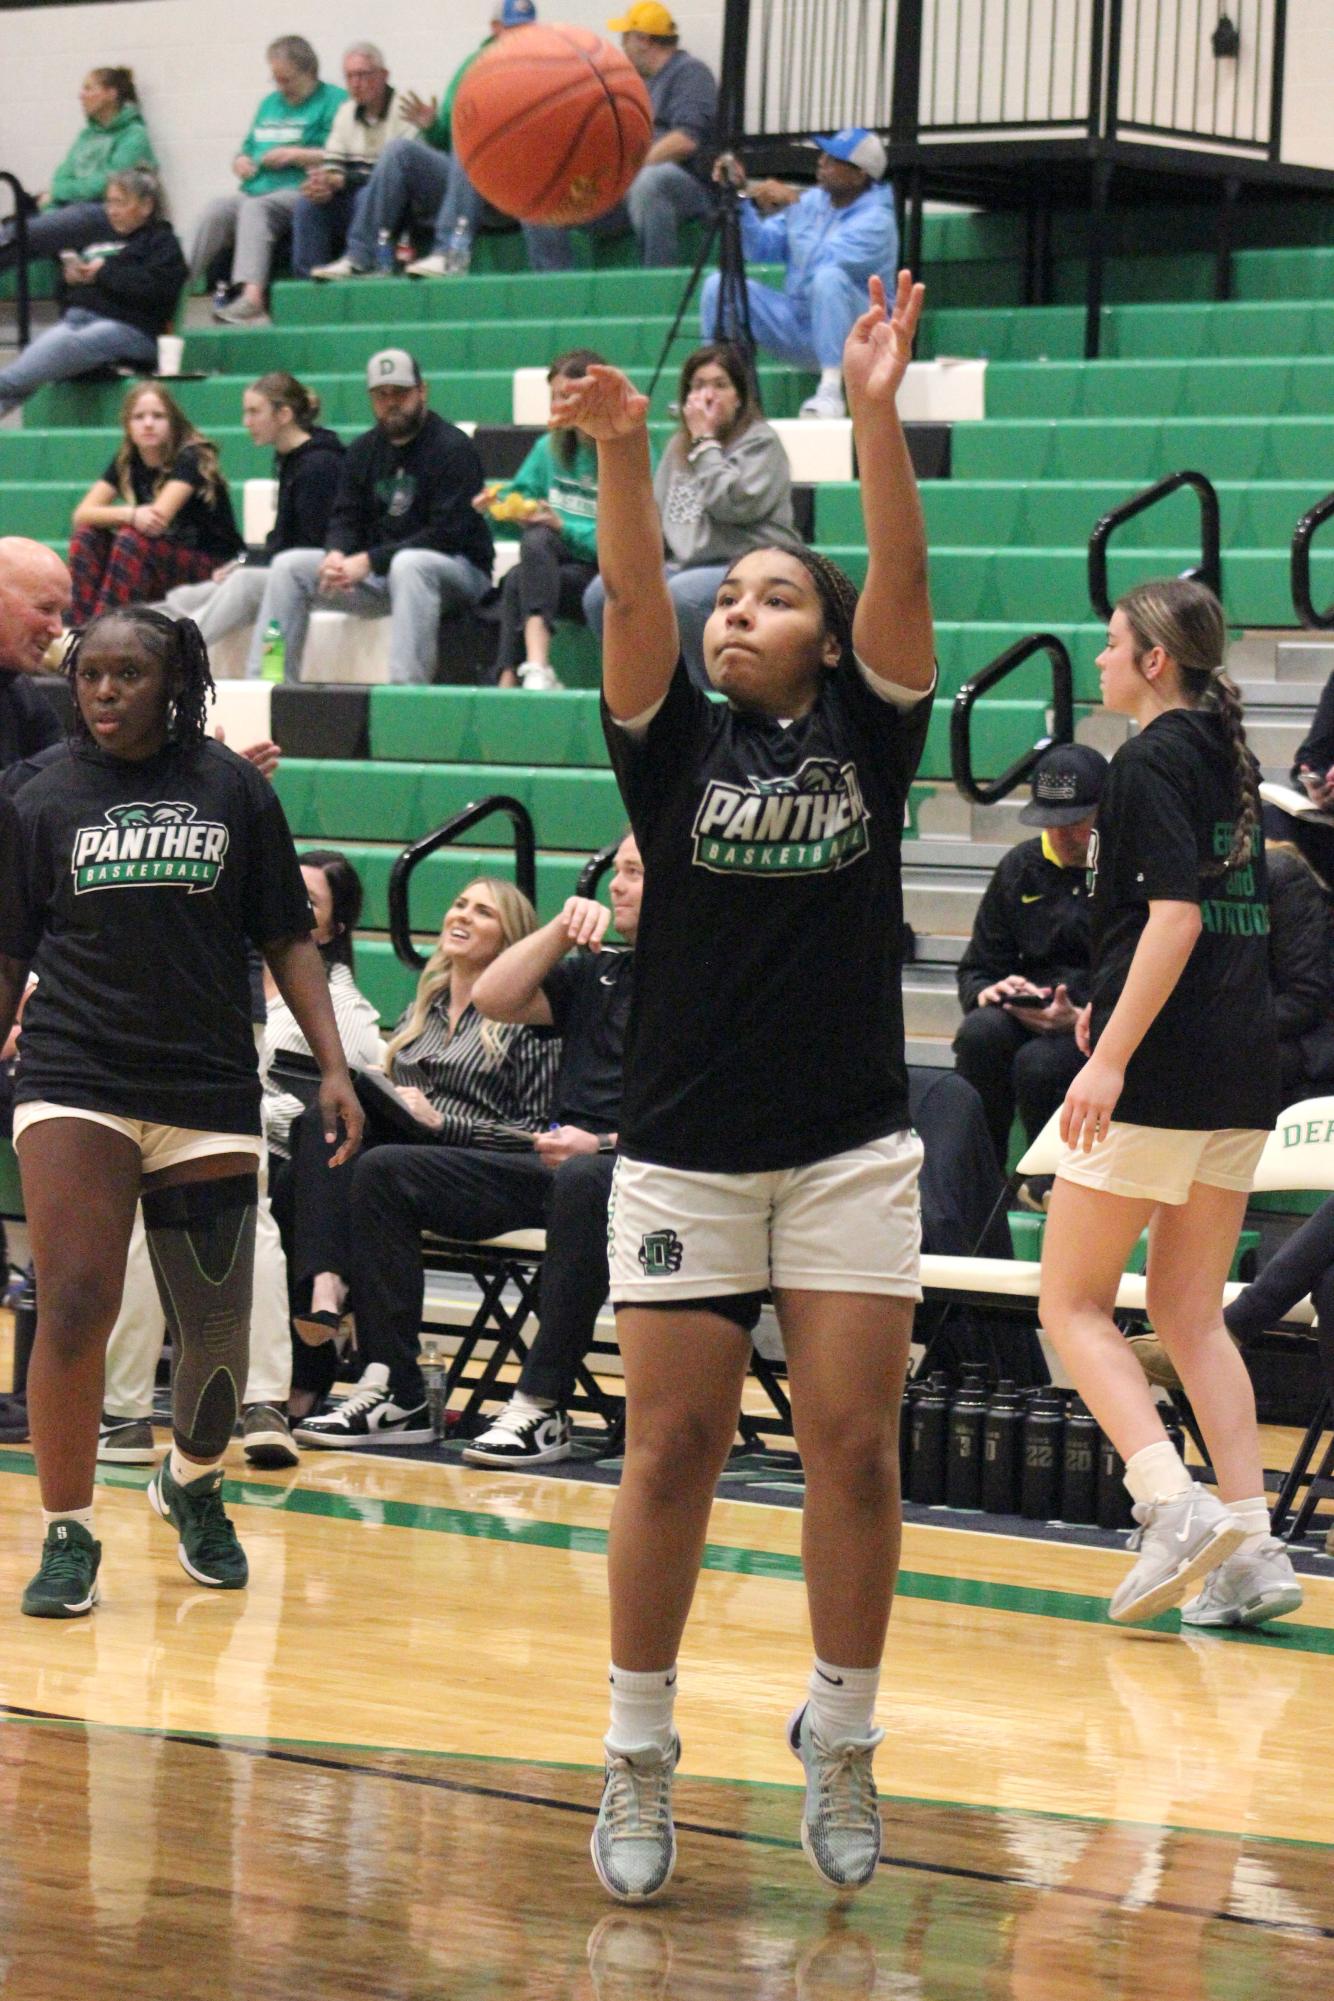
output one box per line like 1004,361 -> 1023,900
1038,578 -> 1302,1631
554,272 -> 935,1902
0,606 -> 361,1617
69,380 -> 241,621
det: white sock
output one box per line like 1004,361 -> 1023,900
42,1507 -> 94,1534
509,1389 -> 554,1418
1124,1441 -> 1194,1507
818,366 -> 843,398
605,1662 -> 678,1756
171,1446 -> 222,1489
1225,1494 -> 1270,1556
807,1658 -> 881,1744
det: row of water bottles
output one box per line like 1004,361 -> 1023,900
902,1369 -> 1184,1529
375,218 -> 472,275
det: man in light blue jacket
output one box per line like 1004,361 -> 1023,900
701,127 -> 898,419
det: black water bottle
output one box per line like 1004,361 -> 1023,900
11,1266 -> 35,1396
1061,1398 -> 1100,1524
981,1379 -> 1024,1515
908,1372 -> 950,1505
899,1377 -> 921,1489
1096,1430 -> 1136,1530
1021,1389 -> 1065,1519
945,1371 -> 988,1509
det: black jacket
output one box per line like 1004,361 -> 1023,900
263,426 -> 346,558
1292,669 -> 1334,786
58,217 -> 187,337
326,411 -> 494,577
957,835 -> 1092,1013
0,672 -> 60,772
1267,846 -> 1334,1086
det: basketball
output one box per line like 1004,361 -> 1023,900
452,24 -> 654,228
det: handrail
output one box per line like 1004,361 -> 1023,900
1087,469 -> 1221,621
388,795 -> 536,970
950,633 -> 1074,806
0,172 -> 33,350
1292,490 -> 1334,630
575,840 -> 621,902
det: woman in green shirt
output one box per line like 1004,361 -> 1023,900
475,349 -> 604,690
0,68 -> 155,273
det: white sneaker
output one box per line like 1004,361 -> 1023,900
1109,1487 -> 1248,1624
310,256 -> 368,281
590,1736 -> 679,1902
1181,1537 -> 1304,1628
788,1701 -> 883,1892
462,1402 -> 571,1467
518,662 -> 562,690
291,1363 -> 433,1449
405,253 -> 454,279
799,387 -> 846,420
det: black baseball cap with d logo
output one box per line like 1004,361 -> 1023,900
366,348 -> 422,389
1018,743 -> 1109,826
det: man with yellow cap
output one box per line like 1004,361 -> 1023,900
526,3 -> 718,270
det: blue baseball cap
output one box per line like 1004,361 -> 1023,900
500,0 -> 537,23
811,126 -> 888,181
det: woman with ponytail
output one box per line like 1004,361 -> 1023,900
1039,577 -> 1301,1632
167,371 -> 344,664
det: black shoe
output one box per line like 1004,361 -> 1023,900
462,1403 -> 571,1467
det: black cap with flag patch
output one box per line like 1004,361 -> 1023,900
1018,743 -> 1109,826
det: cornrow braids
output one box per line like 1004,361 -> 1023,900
793,545 -> 859,660
66,607 -> 214,749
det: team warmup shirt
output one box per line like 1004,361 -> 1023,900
604,660 -> 932,1174
541,948 -> 634,1134
1087,707 -> 1279,1132
0,738 -> 313,1135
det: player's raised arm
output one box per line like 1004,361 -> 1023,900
844,272 -> 934,692
550,365 -> 678,721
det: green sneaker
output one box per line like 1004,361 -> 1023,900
21,1519 -> 101,1618
147,1461 -> 248,1589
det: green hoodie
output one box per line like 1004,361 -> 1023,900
421,41 -> 492,153
496,434 -> 600,560
48,104 -> 156,207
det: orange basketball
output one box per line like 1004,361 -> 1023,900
453,24 -> 654,228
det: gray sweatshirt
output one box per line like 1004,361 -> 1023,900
653,420 -> 799,568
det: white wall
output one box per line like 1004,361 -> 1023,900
0,0 -> 725,250
1279,0 -> 1334,171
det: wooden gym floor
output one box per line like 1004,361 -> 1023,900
1,1424 -> 1333,1999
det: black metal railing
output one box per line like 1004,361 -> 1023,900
0,171 -> 33,351
575,840 -> 621,902
388,796 -> 536,971
951,634 -> 1074,806
1087,470 -> 1221,620
1292,491 -> 1334,631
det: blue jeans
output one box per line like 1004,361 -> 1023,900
0,200 -> 108,271
290,186 -> 359,277
583,562 -> 726,692
0,307 -> 156,414
344,140 -> 489,265
250,545 -> 492,684
699,264 -> 867,369
527,161 -> 713,272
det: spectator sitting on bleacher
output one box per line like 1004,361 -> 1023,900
952,743 -> 1107,1206
583,342 -> 799,689
68,381 -> 242,623
708,130 -> 898,420
190,35 -> 346,327
311,2 -> 538,283
300,840 -> 640,1452
0,68 -> 156,274
0,540 -> 70,769
477,347 -> 603,690
1266,841 -> 1334,1104
0,169 -> 185,421
289,44 -> 417,279
525,4 -> 718,274
275,878 -> 559,1434
166,371 -> 344,665
251,349 -> 492,685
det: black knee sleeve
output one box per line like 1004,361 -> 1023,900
142,1173 -> 257,1460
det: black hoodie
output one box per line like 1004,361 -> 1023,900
57,216 -> 186,338
262,425 -> 346,558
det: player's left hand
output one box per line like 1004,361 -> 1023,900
321,1067 -> 364,1167
842,270 -> 925,409
1060,1052 -> 1122,1152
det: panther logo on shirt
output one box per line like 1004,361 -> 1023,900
638,1228 -> 684,1276
691,757 -> 870,876
70,801 -> 230,895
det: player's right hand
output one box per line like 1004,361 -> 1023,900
560,897 -> 611,951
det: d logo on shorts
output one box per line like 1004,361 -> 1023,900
638,1228 -> 683,1276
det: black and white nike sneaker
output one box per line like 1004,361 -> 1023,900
292,1364 -> 433,1450
462,1401 -> 572,1467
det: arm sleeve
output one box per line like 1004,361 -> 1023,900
0,792 -> 41,962
1268,861 -> 1329,1040
367,433 -> 488,574
323,448 -> 367,555
505,436 -> 549,504
241,779 -> 315,948
826,194 -> 899,285
659,60 -> 718,148
686,427 -> 791,528
281,451 -> 341,551
89,229 -> 186,315
739,200 -> 790,263
320,101 -> 357,171
539,956 -> 580,1036
956,863 -> 1024,1010
1292,669 -> 1334,782
108,121 -> 157,174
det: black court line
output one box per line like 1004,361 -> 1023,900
2,1700 -> 1331,1940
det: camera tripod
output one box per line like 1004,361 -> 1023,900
647,176 -> 756,401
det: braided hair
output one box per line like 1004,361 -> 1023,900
65,607 -> 214,749
1117,577 -> 1259,873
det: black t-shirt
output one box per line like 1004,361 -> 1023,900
1088,708 -> 1279,1131
101,445 -> 243,559
0,737 -> 312,1134
541,948 -> 633,1134
603,660 -> 932,1172
0,671 -> 60,770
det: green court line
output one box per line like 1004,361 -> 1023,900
4,1448 -> 1333,1657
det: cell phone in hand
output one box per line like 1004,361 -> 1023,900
1001,986 -> 1050,1008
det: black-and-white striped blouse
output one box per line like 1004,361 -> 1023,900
390,995 -> 560,1149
